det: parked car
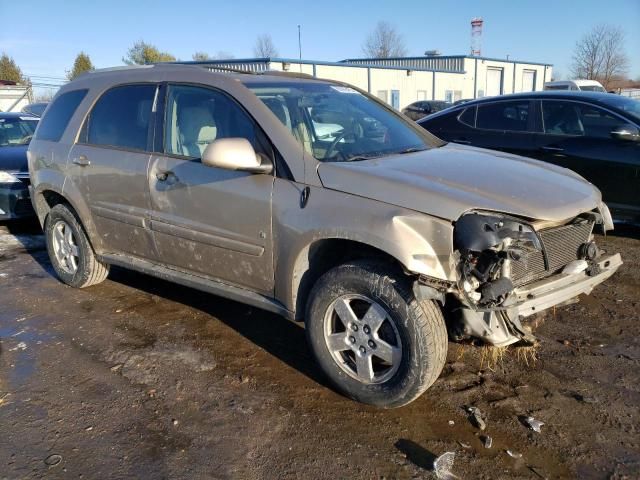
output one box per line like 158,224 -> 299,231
544,80 -> 606,92
0,112 -> 38,220
402,100 -> 450,120
418,91 -> 640,224
21,102 -> 49,118
28,65 -> 621,407
453,98 -> 473,106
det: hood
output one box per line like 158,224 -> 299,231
0,144 -> 28,173
317,143 -> 600,222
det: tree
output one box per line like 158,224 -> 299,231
253,34 -> 278,57
123,40 -> 176,65
192,51 -> 235,61
68,52 -> 94,80
192,51 -> 211,61
362,21 -> 407,58
0,52 -> 28,84
571,24 -> 629,89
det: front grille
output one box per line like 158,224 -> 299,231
510,220 -> 594,287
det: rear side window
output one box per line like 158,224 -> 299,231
477,101 -> 530,132
34,89 -> 87,142
82,84 -> 156,151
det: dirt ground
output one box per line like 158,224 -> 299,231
0,219 -> 638,479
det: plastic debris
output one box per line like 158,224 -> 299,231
8,342 -> 27,352
467,406 -> 487,430
457,441 -> 471,449
481,435 -> 493,449
44,454 -> 62,466
524,416 -> 544,433
448,420 -> 455,426
433,451 -> 459,480
506,449 -> 522,459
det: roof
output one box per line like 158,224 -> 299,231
544,79 -> 603,86
341,55 -> 553,67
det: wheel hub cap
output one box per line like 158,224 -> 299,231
51,220 -> 79,275
323,294 -> 402,384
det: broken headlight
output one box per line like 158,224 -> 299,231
454,213 -> 541,307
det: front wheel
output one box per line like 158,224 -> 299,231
305,260 -> 448,408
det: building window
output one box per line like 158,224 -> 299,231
445,90 -> 462,103
417,90 -> 427,101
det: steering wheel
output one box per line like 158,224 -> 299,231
325,130 -> 350,160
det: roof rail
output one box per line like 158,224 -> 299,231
259,70 -> 314,79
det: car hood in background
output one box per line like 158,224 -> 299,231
317,143 -> 600,222
0,144 -> 29,173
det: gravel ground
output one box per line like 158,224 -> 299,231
0,219 -> 638,479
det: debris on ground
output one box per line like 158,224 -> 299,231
506,450 -> 523,459
466,406 -> 487,430
8,341 -> 27,351
481,435 -> 493,449
448,420 -> 455,426
457,441 -> 471,449
524,416 -> 544,433
529,465 -> 548,479
433,451 -> 458,480
44,454 -> 62,466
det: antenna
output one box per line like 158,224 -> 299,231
470,17 -> 483,56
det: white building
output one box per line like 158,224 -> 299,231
0,82 -> 32,112
195,55 -> 553,110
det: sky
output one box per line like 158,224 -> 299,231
1,0 -> 639,95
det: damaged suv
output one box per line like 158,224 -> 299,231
28,65 -> 622,407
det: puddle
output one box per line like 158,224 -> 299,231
0,308 -> 58,388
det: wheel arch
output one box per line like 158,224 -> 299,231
287,237 -> 408,321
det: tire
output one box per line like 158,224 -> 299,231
45,203 -> 109,288
305,260 -> 448,408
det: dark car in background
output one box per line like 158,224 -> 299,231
0,112 -> 39,220
21,102 -> 49,118
402,100 -> 450,121
418,91 -> 640,223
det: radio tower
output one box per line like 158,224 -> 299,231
470,17 -> 483,56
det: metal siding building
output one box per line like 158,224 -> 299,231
193,55 -> 552,110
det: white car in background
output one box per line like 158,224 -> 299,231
544,79 -> 606,92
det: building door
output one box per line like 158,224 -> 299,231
522,70 -> 536,92
486,67 -> 503,97
391,90 -> 400,110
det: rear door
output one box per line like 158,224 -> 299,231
535,99 -> 640,212
68,83 -> 158,258
147,83 -> 275,294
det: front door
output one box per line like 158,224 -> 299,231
148,84 -> 274,294
68,83 -> 158,258
534,100 -> 640,213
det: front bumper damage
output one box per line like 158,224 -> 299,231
456,252 -> 622,346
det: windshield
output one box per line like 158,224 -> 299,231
0,116 -> 38,146
599,95 -> 640,122
246,81 -> 436,162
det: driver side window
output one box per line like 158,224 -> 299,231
164,85 -> 258,159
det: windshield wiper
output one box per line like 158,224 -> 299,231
396,147 -> 427,155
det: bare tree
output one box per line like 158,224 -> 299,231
362,21 -> 407,58
571,24 -> 629,89
253,34 -> 278,58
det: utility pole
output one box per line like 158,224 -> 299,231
298,24 -> 302,72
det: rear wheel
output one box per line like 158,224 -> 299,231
45,204 -> 109,288
305,260 -> 448,408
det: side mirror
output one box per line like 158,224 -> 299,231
201,138 -> 273,174
611,125 -> 640,142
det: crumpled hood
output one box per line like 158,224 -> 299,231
317,143 -> 601,222
0,144 -> 28,173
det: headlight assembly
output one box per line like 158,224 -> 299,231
0,171 -> 21,184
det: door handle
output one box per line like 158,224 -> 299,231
73,155 -> 90,166
541,146 -> 564,153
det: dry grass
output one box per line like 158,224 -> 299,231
455,341 -> 540,371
